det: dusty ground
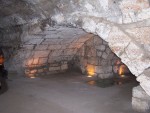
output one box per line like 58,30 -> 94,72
0,72 -> 139,113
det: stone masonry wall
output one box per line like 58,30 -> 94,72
52,0 -> 150,111
0,0 -> 150,112
5,26 -> 94,77
75,35 -> 122,79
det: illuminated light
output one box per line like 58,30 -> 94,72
30,70 -> 37,74
0,55 -> 4,64
30,76 -> 36,79
119,65 -> 126,77
33,58 -> 39,65
26,59 -> 33,67
87,65 -> 95,76
26,73 -> 36,79
120,75 -> 125,78
26,58 -> 39,67
87,75 -> 92,78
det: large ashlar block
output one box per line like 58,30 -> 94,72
133,86 -> 150,100
33,50 -> 50,58
132,86 -> 150,112
132,97 -> 150,113
107,53 -> 115,60
137,69 -> 150,96
95,45 -> 106,51
48,45 -> 62,50
35,45 -> 48,50
49,66 -> 60,71
100,59 -> 108,66
97,51 -> 102,57
102,52 -> 108,59
25,38 -> 44,45
61,64 -> 68,70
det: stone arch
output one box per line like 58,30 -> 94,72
80,17 -> 150,112
0,0 -> 150,112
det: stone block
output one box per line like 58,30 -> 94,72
102,52 -> 108,59
38,69 -> 44,73
42,38 -> 62,45
133,86 -> 150,101
107,60 -> 112,65
91,48 -> 97,57
87,57 -> 99,65
93,36 -> 103,45
26,38 -> 44,45
64,49 -> 77,56
132,97 -> 150,113
35,45 -> 48,50
107,53 -> 114,60
32,58 -> 39,65
23,45 -> 34,50
132,86 -> 150,112
102,41 -> 108,45
97,51 -> 102,57
39,58 -> 47,65
77,36 -> 91,43
106,47 -> 112,54
50,63 -> 60,67
48,45 -> 61,50
51,50 -> 63,57
33,50 -> 50,58
137,69 -> 150,96
96,45 -> 106,51
85,39 -> 94,46
100,59 -> 108,66
30,69 -> 37,74
61,64 -> 68,70
49,66 -> 60,71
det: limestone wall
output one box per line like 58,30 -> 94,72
75,35 -> 123,79
2,26 -> 92,77
0,0 -> 150,111
52,0 -> 150,111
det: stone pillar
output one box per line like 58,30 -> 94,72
132,86 -> 150,112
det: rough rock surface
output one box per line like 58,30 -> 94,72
0,0 -> 150,111
75,35 -> 122,78
6,26 -> 88,77
132,85 -> 150,112
52,0 -> 150,98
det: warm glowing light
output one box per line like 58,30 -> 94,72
119,65 -> 126,77
30,76 -> 36,79
0,55 -> 4,64
87,75 -> 92,78
87,65 -> 95,76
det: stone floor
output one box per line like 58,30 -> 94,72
0,72 -> 139,113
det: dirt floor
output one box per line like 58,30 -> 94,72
0,72 -> 139,113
